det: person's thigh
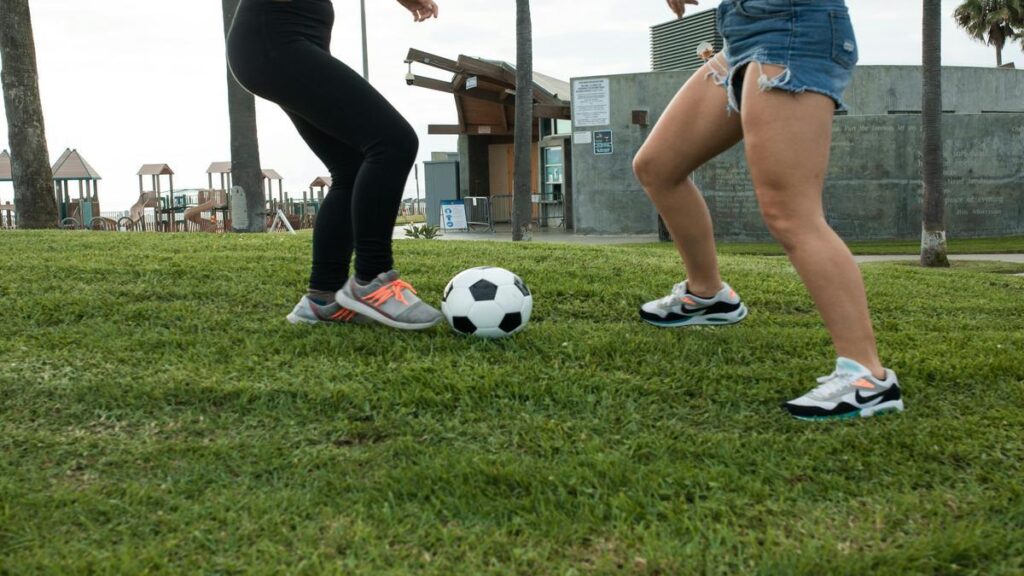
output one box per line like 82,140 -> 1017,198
263,41 -> 414,154
635,53 -> 744,182
740,66 -> 836,222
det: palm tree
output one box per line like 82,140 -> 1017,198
954,0 -> 1024,67
512,0 -> 534,242
921,0 -> 949,267
0,0 -> 58,228
221,0 -> 266,232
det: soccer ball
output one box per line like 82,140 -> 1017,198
441,267 -> 533,338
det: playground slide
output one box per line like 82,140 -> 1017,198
184,199 -> 220,232
126,192 -> 161,230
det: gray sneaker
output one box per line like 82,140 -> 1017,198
286,295 -> 372,326
336,270 -> 443,330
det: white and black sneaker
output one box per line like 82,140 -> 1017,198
639,281 -> 748,327
784,357 -> 905,421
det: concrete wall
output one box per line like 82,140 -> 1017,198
570,66 -> 1024,238
845,66 -> 1024,115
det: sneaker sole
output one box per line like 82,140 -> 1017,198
789,399 -> 905,421
336,290 -> 442,331
641,304 -> 748,328
287,312 -> 318,325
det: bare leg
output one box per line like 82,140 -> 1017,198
740,65 -> 884,377
632,54 -> 743,297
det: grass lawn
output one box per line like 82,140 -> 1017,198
713,235 -> 1024,256
395,214 -> 427,226
1,231 -> 1022,574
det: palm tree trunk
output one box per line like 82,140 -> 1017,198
0,0 -> 58,229
512,0 -> 534,242
996,44 -> 1003,67
222,0 -> 266,233
921,0 -> 949,267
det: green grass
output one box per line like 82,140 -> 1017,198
1,231 -> 1022,574
713,235 -> 1024,256
395,214 -> 426,226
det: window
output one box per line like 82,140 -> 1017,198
542,146 -> 564,201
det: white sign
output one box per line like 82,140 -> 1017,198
466,76 -> 478,90
572,78 -> 610,127
441,200 -> 468,231
573,131 -> 592,145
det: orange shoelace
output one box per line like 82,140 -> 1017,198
363,279 -> 416,307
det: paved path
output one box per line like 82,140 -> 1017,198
394,227 -> 1024,270
852,254 -> 1024,264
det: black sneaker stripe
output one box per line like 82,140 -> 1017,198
667,300 -> 741,320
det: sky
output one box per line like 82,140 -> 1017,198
0,0 -> 1021,212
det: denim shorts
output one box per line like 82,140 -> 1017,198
713,0 -> 859,113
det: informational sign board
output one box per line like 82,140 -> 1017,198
573,131 -> 592,145
466,76 -> 478,90
572,78 -> 610,127
594,130 -> 613,155
440,200 -> 468,231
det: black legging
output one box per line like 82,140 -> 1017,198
227,0 -> 418,289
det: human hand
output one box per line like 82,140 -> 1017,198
396,0 -> 439,22
666,0 -> 699,19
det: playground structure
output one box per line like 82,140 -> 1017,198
51,149 -> 111,230
0,151 -> 14,229
0,151 -> 322,232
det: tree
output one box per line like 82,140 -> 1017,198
954,0 -> 1024,67
512,0 -> 534,242
921,0 -> 949,267
221,0 -> 266,232
0,0 -> 58,229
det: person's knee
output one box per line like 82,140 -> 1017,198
760,201 -> 825,250
373,121 -> 419,166
633,145 -> 696,194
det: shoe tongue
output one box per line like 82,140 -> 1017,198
378,270 -> 400,283
835,357 -> 871,377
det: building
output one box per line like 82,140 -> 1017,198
569,64 -> 1024,240
650,8 -> 723,72
407,49 -> 574,228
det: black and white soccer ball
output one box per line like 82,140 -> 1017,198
441,267 -> 533,338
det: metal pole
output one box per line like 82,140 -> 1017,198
414,163 -> 420,215
360,0 -> 369,81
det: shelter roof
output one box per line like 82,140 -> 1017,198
138,164 -> 174,176
52,149 -> 102,181
406,49 -> 572,136
207,162 -> 232,174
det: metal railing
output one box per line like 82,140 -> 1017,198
462,196 -> 493,231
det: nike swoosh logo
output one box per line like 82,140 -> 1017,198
680,305 -> 709,315
855,388 -> 888,404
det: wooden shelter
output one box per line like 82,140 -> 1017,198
52,149 -> 102,227
137,164 -> 176,231
309,176 -> 332,202
208,162 -> 285,206
405,49 -> 574,228
263,168 -> 285,207
207,162 -> 233,196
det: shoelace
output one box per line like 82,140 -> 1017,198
808,370 -> 863,399
364,279 -> 416,307
658,282 -> 690,308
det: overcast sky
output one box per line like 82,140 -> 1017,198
0,0 -> 1021,211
